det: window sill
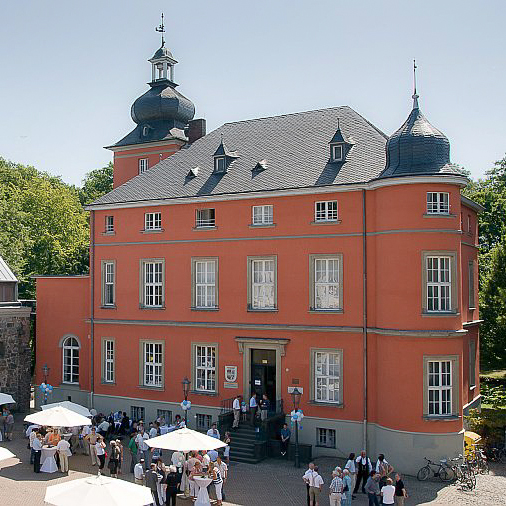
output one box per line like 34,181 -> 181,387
139,305 -> 166,310
139,385 -> 165,391
247,307 -> 278,312
308,400 -> 344,408
315,444 -> 337,449
193,226 -> 217,231
469,307 -> 477,311
422,311 -> 460,317
423,213 -> 456,218
470,385 -> 477,391
59,383 -> 81,389
100,305 -> 117,310
101,231 -> 116,236
422,415 -> 460,421
249,223 -> 276,229
308,308 -> 343,314
191,307 -> 219,311
190,390 -> 219,397
310,220 -> 342,226
101,381 -> 116,386
141,229 -> 164,234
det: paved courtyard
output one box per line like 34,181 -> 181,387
1,421 -> 505,505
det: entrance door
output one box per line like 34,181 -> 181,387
250,349 -> 276,404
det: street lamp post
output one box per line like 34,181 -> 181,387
182,377 -> 191,427
291,387 -> 302,468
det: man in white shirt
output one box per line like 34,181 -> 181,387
80,425 -> 91,455
232,395 -> 241,428
249,393 -> 258,424
29,429 -> 38,464
202,450 -> 211,471
149,422 -> 159,439
32,434 -> 43,473
98,419 -> 110,438
207,423 -> 220,439
136,429 -> 150,468
305,465 -> 324,506
56,438 -> 71,473
134,458 -> 145,485
302,462 -> 316,506
354,451 -> 372,495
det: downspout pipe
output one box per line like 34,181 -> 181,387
90,210 -> 95,409
362,189 -> 368,452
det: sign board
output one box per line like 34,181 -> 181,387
224,382 -> 238,389
224,366 -> 237,383
254,379 -> 261,386
288,386 -> 304,395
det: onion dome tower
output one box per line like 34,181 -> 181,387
108,14 -> 200,188
113,16 -> 195,148
380,63 -> 460,178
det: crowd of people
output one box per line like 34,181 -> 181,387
24,410 -> 231,505
302,452 -> 408,506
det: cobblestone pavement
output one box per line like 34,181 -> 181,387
1,421 -> 506,505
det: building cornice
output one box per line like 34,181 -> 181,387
86,174 -> 468,211
90,318 -> 467,337
105,138 -> 186,152
0,306 -> 32,317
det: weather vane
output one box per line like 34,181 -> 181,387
155,13 -> 165,47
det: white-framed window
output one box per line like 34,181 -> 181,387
330,144 -> 343,162
313,257 -> 341,310
102,261 -> 115,306
426,192 -> 449,214
143,342 -> 163,387
145,212 -> 162,231
195,209 -> 215,228
195,345 -> 216,392
426,256 -> 451,312
131,406 -> 145,422
141,260 -> 164,308
250,258 -> 276,309
214,157 -> 226,174
103,339 -> 115,383
196,413 -> 213,431
315,201 -> 338,222
427,360 -> 452,416
193,259 -> 217,308
62,336 -> 80,384
316,428 -> 336,448
139,158 -> 149,174
156,409 -> 172,425
313,350 -> 341,403
469,340 -> 476,388
252,205 -> 273,226
105,215 -> 114,233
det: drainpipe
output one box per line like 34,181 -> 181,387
362,190 -> 368,452
90,210 -> 95,409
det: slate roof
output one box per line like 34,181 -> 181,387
0,255 -> 17,283
380,106 -> 462,178
92,106 -> 388,206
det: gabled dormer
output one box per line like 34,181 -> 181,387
213,138 -> 239,174
328,120 -> 351,163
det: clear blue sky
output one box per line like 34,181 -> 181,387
0,0 -> 504,186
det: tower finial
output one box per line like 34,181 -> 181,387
412,59 -> 419,110
155,13 -> 165,47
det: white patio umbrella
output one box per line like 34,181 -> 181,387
145,427 -> 227,452
0,447 -> 16,462
42,401 -> 92,417
0,393 -> 16,405
44,475 -> 153,506
25,406 -> 91,427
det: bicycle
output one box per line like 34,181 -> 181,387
484,443 -> 506,464
417,457 -> 453,482
448,456 -> 476,490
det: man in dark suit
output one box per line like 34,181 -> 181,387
145,463 -> 162,506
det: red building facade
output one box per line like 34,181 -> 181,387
35,41 -> 481,473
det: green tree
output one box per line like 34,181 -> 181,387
0,157 -> 89,298
79,162 -> 113,205
480,236 -> 506,368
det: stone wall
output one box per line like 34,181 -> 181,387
0,307 -> 31,412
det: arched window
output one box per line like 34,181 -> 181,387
62,336 -> 80,384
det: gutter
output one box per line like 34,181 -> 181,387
90,210 -> 95,408
362,189 -> 368,452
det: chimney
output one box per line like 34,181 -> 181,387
186,118 -> 206,144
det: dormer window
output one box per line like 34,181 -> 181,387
330,143 -> 344,162
214,157 -> 226,174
